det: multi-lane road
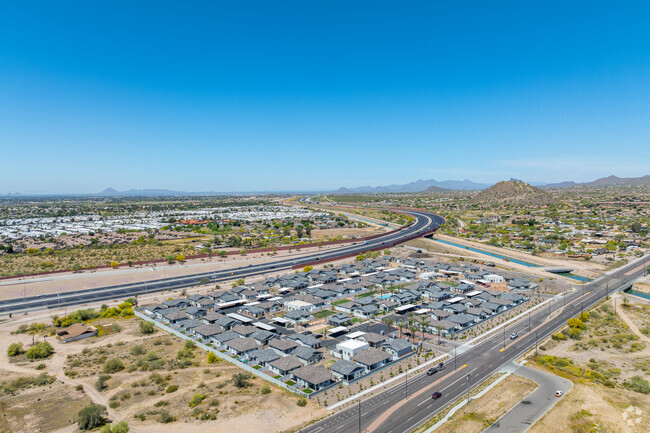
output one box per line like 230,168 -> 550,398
301,254 -> 649,433
0,210 -> 444,316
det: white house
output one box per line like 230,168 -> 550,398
332,339 -> 369,361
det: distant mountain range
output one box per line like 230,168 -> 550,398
543,175 -> 650,188
1,175 -> 649,197
333,175 -> 650,194
333,179 -> 490,194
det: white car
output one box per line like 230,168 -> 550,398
509,332 -> 519,340
554,391 -> 564,397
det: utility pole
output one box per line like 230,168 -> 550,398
535,331 -> 538,354
606,282 -> 609,300
503,326 -> 506,349
528,312 -> 531,333
467,374 -> 471,404
454,345 -> 457,370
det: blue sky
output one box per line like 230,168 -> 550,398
1,1 -> 649,193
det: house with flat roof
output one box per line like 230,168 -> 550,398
333,339 -> 369,361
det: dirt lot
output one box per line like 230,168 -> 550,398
432,374 -> 537,433
310,226 -> 386,241
527,297 -> 650,433
0,316 -> 324,433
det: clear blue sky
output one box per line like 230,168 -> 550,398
1,1 -> 649,193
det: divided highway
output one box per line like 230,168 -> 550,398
0,210 -> 444,316
301,254 -> 648,433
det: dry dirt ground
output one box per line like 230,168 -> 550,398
0,317 -> 324,433
431,374 -> 537,433
526,297 -> 650,433
310,226 -> 386,241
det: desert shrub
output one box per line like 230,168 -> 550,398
130,345 -> 145,356
103,358 -> 125,374
297,398 -> 307,407
139,321 -> 155,335
95,374 -> 111,391
77,403 -> 108,430
166,385 -> 178,393
207,352 -> 218,364
260,384 -> 271,394
7,342 -> 24,357
232,372 -> 252,389
100,421 -> 130,433
551,332 -> 565,341
624,376 -> 650,394
189,393 -> 205,407
158,410 -> 176,423
25,342 -> 54,360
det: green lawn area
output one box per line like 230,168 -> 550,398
285,380 -> 296,386
303,389 -> 313,394
274,375 -> 282,379
332,299 -> 351,306
253,365 -> 262,370
313,309 -> 335,319
357,291 -> 377,298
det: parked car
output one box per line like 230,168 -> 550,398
509,332 -> 519,340
427,363 -> 446,376
554,391 -> 564,397
431,392 -> 442,400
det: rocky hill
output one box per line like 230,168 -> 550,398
474,180 -> 557,206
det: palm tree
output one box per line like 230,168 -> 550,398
382,317 -> 394,336
418,315 -> 430,345
397,320 -> 406,338
434,324 -> 445,345
408,325 -> 418,343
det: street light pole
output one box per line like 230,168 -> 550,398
454,345 -> 457,370
405,369 -> 408,399
535,331 -> 538,354
528,312 -> 531,333
467,374 -> 471,404
358,400 -> 361,433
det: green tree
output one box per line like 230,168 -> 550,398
77,403 -> 108,430
207,351 -> 218,364
232,372 -> 252,388
25,342 -> 54,360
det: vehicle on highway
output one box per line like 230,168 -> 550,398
554,391 -> 564,397
509,332 -> 519,340
431,392 -> 442,400
427,363 -> 445,376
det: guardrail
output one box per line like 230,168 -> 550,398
134,310 -> 310,398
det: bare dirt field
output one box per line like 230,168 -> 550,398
310,226 -> 386,241
433,374 -> 537,433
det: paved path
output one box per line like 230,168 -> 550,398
483,365 -> 572,433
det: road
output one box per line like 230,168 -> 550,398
301,254 -> 649,433
0,210 -> 445,315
